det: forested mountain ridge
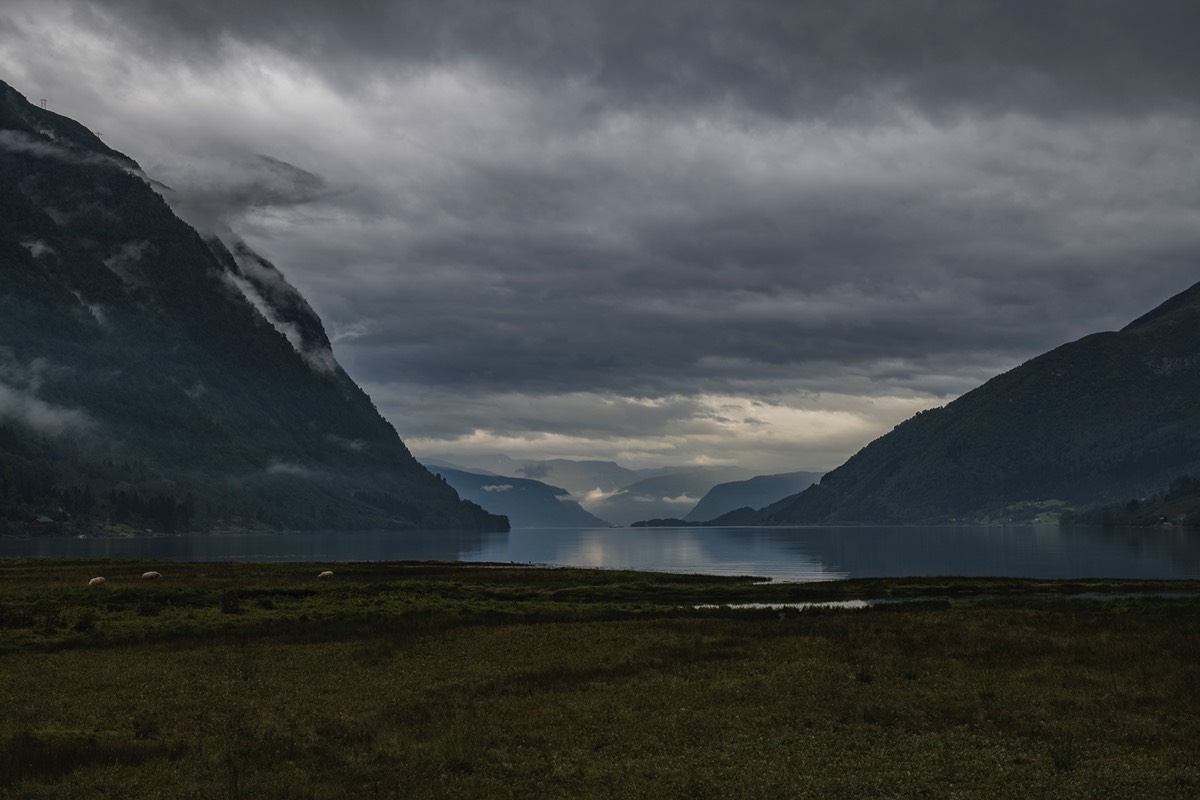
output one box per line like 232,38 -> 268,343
0,80 -> 506,533
765,279 -> 1200,524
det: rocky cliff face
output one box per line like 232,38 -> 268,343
0,80 -> 506,533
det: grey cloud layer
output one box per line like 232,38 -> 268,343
5,1 -> 1200,469
270,111 -> 1200,398
48,0 -> 1200,118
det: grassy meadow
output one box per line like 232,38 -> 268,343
1,559 -> 1198,798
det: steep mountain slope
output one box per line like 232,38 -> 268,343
0,80 -> 505,533
684,471 -> 823,522
766,280 -> 1200,524
432,467 -> 612,528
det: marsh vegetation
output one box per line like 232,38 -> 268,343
1,560 -> 1198,798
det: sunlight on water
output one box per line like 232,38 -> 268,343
694,600 -> 872,610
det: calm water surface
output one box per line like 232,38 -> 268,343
3,525 -> 1198,583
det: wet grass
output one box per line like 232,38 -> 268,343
1,559 -> 1198,798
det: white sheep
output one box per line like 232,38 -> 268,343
317,570 -> 334,579
141,571 -> 162,580
87,576 -> 106,587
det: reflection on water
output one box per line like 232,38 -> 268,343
1,525 -> 1198,583
474,528 -> 839,581
695,600 -> 873,611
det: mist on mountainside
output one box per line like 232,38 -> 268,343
0,80 -> 505,534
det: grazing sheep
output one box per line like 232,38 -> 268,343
87,576 -> 106,587
317,570 -> 334,579
141,571 -> 162,580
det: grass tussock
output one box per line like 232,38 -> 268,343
0,559 -> 1198,798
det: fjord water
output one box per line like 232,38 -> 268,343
3,526 -> 1198,582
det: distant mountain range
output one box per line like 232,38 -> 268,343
422,455 -> 656,497
429,466 -> 611,528
762,279 -> 1200,525
684,471 -> 823,522
0,80 -> 505,534
582,466 -> 755,526
421,456 -> 796,527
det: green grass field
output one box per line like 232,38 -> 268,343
1,559 -> 1198,798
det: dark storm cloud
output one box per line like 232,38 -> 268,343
290,107 -> 1197,399
6,0 -> 1200,469
60,0 -> 1200,120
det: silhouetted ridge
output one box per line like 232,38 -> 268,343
0,80 -> 506,534
765,279 -> 1200,524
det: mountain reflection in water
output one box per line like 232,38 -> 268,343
3,525 -> 1198,582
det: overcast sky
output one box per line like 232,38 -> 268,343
3,1 -> 1199,472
